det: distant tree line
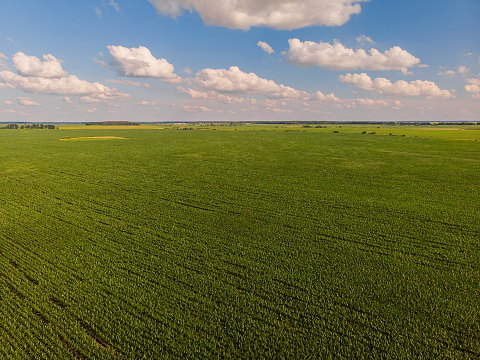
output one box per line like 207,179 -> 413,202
85,121 -> 140,126
3,124 -> 57,129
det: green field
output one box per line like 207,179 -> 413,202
1,124 -> 479,359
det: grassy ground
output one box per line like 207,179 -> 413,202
1,125 -> 479,359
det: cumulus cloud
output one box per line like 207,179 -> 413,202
182,105 -> 211,112
465,85 -> 480,94
178,87 -> 253,105
105,78 -> 148,87
437,70 -> 456,78
17,97 -> 41,106
458,65 -> 470,75
466,78 -> 480,86
271,107 -> 293,113
107,45 -> 182,83
339,73 -> 455,98
13,52 -> 68,78
0,53 -> 7,69
180,67 -> 346,106
0,70 -> 129,100
257,41 -> 275,54
356,98 -> 389,107
287,39 -> 421,71
312,91 -> 339,102
81,96 -> 104,103
356,35 -> 374,44
137,100 -> 156,106
465,79 -> 480,97
183,67 -> 192,74
147,0 -> 367,30
178,87 -> 211,99
194,66 -> 308,98
4,109 -> 29,115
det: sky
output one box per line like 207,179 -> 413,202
0,0 -> 479,122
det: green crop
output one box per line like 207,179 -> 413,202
1,125 -> 479,359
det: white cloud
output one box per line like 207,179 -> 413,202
458,65 -> 470,75
194,66 -> 307,98
257,41 -> 275,55
217,93 -> 249,104
272,107 -> 293,113
178,87 -> 252,104
0,81 -> 14,89
147,0 -> 367,30
60,96 -> 72,103
109,0 -> 121,11
7,37 -> 14,42
0,70 -> 130,99
183,67 -> 192,74
466,78 -> 480,86
107,45 -> 182,83
356,35 -> 374,44
0,53 -> 7,69
437,70 -> 456,78
137,100 -> 156,106
286,39 -> 421,71
465,83 -> 480,96
105,78 -> 146,87
356,98 -> 389,107
464,52 -> 473,56
339,73 -> 455,98
178,87 -> 211,99
93,57 -> 107,68
13,52 -> 68,78
4,109 -> 29,115
80,96 -> 104,103
95,7 -> 102,17
312,91 -> 339,102
182,105 -> 211,112
17,97 -> 41,106
4,100 -> 13,105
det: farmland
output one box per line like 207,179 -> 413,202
1,124 -> 479,359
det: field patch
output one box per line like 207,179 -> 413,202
60,136 -> 129,141
1,126 -> 480,359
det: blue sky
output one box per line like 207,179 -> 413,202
0,0 -> 479,122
